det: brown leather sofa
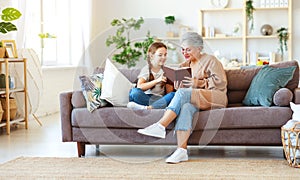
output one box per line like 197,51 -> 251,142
60,60 -> 300,157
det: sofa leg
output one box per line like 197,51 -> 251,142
95,144 -> 100,155
77,142 -> 86,157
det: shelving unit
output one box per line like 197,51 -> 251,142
0,58 -> 27,135
199,0 -> 292,66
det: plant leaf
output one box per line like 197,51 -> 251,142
0,22 -> 17,34
1,8 -> 22,21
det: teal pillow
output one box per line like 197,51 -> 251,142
243,65 -> 296,107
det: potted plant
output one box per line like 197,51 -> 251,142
105,17 -> 144,68
164,15 -> 176,37
246,0 -> 255,33
106,17 -> 155,68
0,7 -> 22,58
134,31 -> 155,60
277,27 -> 289,60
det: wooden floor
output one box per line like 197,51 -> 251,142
0,113 -> 285,164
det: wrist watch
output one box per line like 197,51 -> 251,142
211,0 -> 229,8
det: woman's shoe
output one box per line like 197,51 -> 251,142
165,148 -> 188,163
137,123 -> 166,138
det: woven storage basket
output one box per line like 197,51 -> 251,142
0,97 -> 17,121
0,102 -> 3,123
281,120 -> 300,168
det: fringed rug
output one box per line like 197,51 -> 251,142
0,157 -> 299,179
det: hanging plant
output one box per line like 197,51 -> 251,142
246,0 -> 255,33
277,27 -> 288,60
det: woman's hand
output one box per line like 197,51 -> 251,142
173,80 -> 183,90
182,76 -> 197,88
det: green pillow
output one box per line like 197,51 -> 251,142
243,65 -> 296,107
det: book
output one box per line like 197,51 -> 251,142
162,65 -> 192,84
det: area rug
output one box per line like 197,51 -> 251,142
0,157 -> 299,179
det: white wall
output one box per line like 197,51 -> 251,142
35,67 -> 77,117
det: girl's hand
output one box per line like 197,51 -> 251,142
156,74 -> 167,83
173,80 -> 183,90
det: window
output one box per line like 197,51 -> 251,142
21,0 -> 91,66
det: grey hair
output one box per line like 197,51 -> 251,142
180,32 -> 203,48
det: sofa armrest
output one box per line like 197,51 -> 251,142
294,88 -> 300,104
59,91 -> 74,142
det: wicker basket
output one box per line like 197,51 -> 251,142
0,97 -> 17,121
281,120 -> 300,168
0,102 -> 3,123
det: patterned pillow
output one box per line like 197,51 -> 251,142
79,73 -> 109,112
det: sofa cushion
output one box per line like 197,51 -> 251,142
79,73 -> 109,112
193,106 -> 292,130
242,65 -> 296,107
273,88 -> 293,106
71,107 -> 166,129
100,59 -> 135,106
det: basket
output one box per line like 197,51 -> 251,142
281,120 -> 300,168
0,97 -> 17,121
0,102 -> 3,123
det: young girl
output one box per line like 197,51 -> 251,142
127,42 -> 175,110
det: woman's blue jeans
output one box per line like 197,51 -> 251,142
129,88 -> 175,109
166,88 -> 198,131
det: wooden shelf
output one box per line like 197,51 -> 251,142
203,36 -> 242,40
200,8 -> 242,12
198,0 -> 292,66
0,58 -> 27,135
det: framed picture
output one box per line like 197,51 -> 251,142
1,40 -> 18,58
5,47 -> 14,58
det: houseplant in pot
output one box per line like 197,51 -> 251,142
164,15 -> 176,37
106,17 -> 144,68
106,17 -> 155,68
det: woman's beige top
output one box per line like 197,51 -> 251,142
180,53 -> 228,110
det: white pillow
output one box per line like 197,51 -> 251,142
100,59 -> 134,106
290,102 -> 300,121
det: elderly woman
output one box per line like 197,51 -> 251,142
137,32 -> 228,163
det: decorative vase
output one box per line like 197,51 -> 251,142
260,24 -> 273,36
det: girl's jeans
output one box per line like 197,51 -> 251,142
129,88 -> 175,109
166,88 -> 198,131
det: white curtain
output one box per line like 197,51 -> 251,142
5,0 -> 92,116
13,0 -> 92,66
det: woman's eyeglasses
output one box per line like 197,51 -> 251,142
181,47 -> 192,54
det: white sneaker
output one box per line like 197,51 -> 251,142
137,123 -> 166,138
127,102 -> 147,110
165,148 -> 188,164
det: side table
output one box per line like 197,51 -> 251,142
281,120 -> 300,168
